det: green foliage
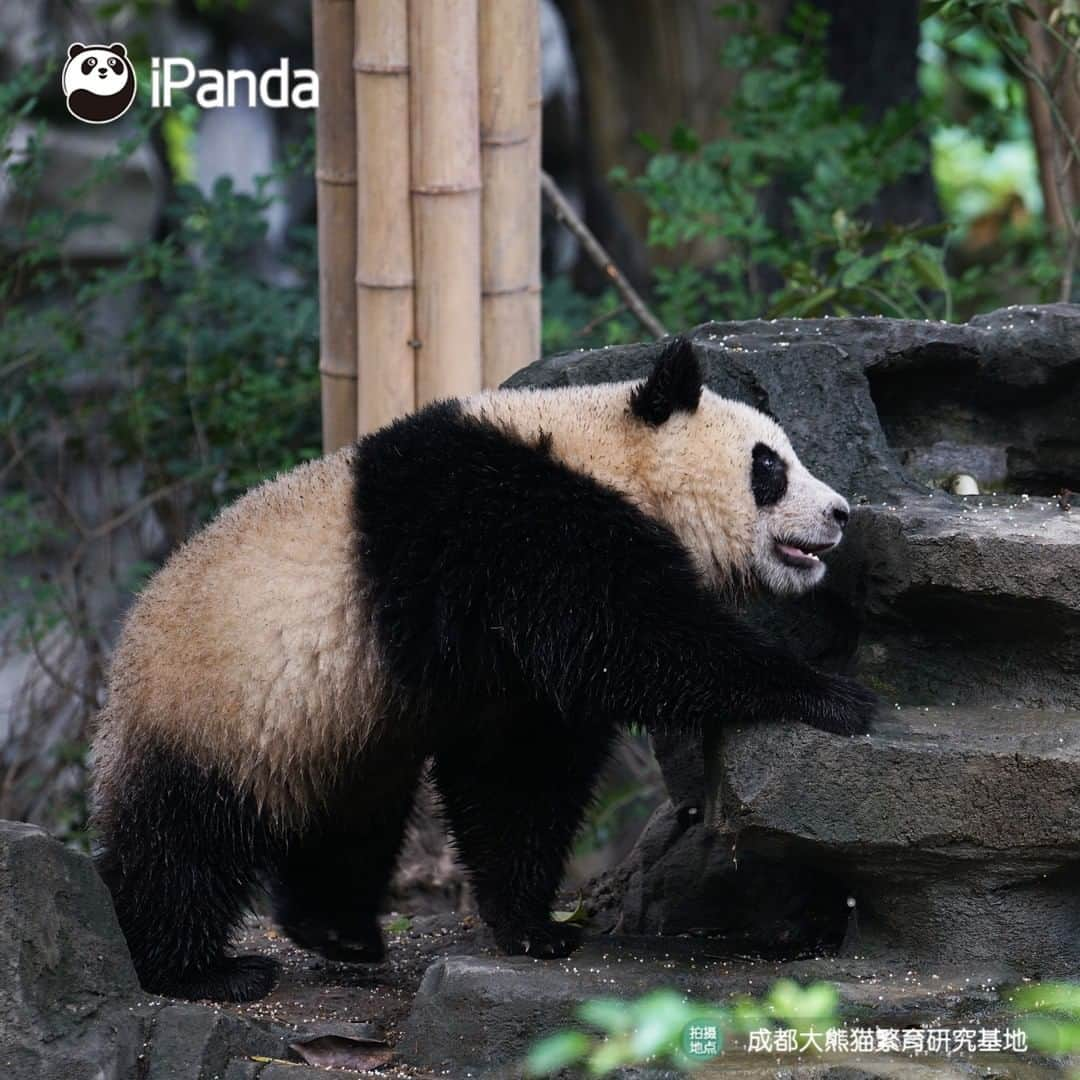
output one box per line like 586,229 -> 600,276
1012,982 -> 1080,1056
919,13 -> 1041,224
525,979 -> 839,1076
925,0 -> 1079,304
0,65 -> 319,832
540,276 -> 637,354
619,2 -> 950,323
921,0 -> 1065,54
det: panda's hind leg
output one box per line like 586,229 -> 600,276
94,739 -> 278,1003
270,757 -> 423,963
432,700 -> 616,958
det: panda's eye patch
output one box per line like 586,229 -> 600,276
751,442 -> 788,507
82,56 -> 98,74
108,57 -> 122,71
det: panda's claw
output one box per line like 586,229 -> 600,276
495,920 -> 583,959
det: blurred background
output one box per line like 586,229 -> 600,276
0,0 -> 1077,890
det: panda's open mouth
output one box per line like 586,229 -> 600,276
774,537 -> 836,570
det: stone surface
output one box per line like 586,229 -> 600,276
718,706 -> 1080,975
399,934 -> 1033,1077
0,125 -> 166,260
509,305 -> 1080,985
0,821 -> 147,1080
505,304 -> 1080,503
144,1004 -> 289,1080
827,495 -> 1080,709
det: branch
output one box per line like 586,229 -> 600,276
540,171 -> 668,340
84,468 -> 214,542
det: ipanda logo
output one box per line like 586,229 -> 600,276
63,43 -> 137,124
63,41 -> 318,125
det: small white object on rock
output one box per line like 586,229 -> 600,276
950,474 -> 980,496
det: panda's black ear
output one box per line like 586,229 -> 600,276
108,42 -> 128,58
68,43 -> 87,59
629,336 -> 702,426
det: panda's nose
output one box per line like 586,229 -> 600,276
830,502 -> 850,530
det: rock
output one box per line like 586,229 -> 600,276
588,801 -> 848,956
0,125 -> 166,261
145,1003 -> 288,1080
0,821 -> 148,1080
0,822 -> 300,1080
505,304 -> 1080,502
259,1068 -> 368,1080
718,704 -> 1080,976
399,936 -> 1024,1076
223,1064 -> 261,1080
839,496 -> 1080,709
508,305 -> 1080,984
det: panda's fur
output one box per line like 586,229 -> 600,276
62,43 -> 137,125
92,338 -> 874,1003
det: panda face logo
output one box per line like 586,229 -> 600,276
62,43 -> 137,125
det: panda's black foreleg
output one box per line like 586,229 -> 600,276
432,702 -> 616,958
270,759 -> 423,963
95,740 -> 277,1003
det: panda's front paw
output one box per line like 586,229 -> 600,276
494,920 -> 583,959
804,672 -> 877,736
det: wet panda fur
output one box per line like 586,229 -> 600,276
92,338 -> 875,1003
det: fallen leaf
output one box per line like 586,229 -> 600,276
290,1034 -> 393,1071
552,896 -> 588,925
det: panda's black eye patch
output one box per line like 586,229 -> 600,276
109,57 -> 122,71
82,56 -> 97,74
751,442 -> 788,507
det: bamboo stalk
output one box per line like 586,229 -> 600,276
479,0 -> 542,386
313,0 -> 358,452
355,0 -> 416,431
410,0 -> 483,405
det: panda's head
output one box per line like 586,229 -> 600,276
625,336 -> 850,596
62,43 -> 137,124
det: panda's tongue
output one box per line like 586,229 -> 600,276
776,541 -> 820,566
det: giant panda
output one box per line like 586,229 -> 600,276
92,337 -> 875,1003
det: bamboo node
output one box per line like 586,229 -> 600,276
479,133 -> 531,148
355,275 -> 416,289
315,168 -> 358,186
482,283 -> 535,297
353,62 -> 410,75
411,183 -> 483,196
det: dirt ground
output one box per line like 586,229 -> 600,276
224,911 -> 489,1076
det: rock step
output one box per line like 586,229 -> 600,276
721,706 -> 1080,853
398,936 -> 1025,1077
852,496 -> 1080,613
716,706 -> 1080,976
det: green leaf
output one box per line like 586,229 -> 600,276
670,124 -> 701,153
909,249 -> 949,291
578,999 -> 633,1034
553,897 -> 589,925
525,1032 -> 591,1077
790,286 -> 839,317
840,254 -> 881,288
